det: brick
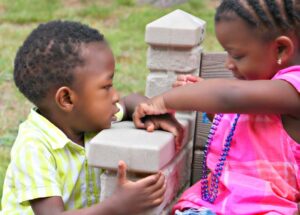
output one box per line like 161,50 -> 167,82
145,9 -> 206,47
145,69 -> 199,98
98,141 -> 193,215
147,45 -> 202,72
87,120 -> 190,173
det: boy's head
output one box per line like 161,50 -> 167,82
14,20 -> 105,105
14,20 -> 119,132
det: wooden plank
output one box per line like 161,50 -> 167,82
191,52 -> 232,184
191,150 -> 204,185
194,112 -> 211,150
200,52 -> 233,79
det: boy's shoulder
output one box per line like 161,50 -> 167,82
12,108 -> 70,156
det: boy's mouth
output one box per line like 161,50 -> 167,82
111,106 -> 120,122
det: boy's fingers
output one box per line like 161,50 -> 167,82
159,121 -> 184,151
145,120 -> 155,132
137,172 -> 163,187
146,172 -> 165,193
148,184 -> 166,205
117,160 -> 127,185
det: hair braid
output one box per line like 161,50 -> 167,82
216,0 -> 257,27
284,0 -> 296,24
246,0 -> 273,27
264,0 -> 290,29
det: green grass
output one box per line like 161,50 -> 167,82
0,0 -> 222,207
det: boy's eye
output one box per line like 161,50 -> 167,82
103,84 -> 112,90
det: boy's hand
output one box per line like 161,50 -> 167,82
172,74 -> 203,88
143,114 -> 184,151
113,161 -> 166,214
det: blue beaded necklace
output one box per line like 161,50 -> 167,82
201,113 -> 240,203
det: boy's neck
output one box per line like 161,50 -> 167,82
37,108 -> 85,147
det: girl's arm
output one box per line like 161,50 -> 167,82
164,79 -> 300,115
133,78 -> 300,128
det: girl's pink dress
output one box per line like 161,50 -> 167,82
173,66 -> 300,215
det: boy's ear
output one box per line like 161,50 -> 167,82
55,86 -> 76,112
275,36 -> 295,65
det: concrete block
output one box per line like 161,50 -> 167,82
145,69 -> 199,98
99,141 -> 193,215
145,9 -> 206,47
87,120 -> 189,173
145,71 -> 176,98
147,45 -> 202,72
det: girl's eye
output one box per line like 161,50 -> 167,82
231,54 -> 244,61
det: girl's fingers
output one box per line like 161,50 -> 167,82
133,112 -> 145,128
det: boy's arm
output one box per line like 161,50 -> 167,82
119,93 -> 147,121
30,161 -> 165,215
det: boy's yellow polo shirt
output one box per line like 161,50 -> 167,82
1,108 -> 103,214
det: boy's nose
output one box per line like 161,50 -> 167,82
112,88 -> 119,103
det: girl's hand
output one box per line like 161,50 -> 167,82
172,74 -> 203,88
113,161 -> 166,214
132,95 -> 171,129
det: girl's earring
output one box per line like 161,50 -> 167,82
277,58 -> 282,65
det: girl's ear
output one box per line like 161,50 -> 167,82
275,36 -> 295,66
55,86 -> 76,112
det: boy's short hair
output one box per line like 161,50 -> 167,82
14,20 -> 105,105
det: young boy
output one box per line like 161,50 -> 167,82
1,20 -> 182,215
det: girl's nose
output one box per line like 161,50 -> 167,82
225,57 -> 235,71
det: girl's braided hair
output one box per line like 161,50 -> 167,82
215,0 -> 300,41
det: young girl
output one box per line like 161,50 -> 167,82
133,0 -> 300,214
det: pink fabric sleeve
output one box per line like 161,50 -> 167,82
272,65 -> 300,93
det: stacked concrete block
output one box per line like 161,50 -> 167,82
145,9 -> 206,192
144,9 -> 206,98
87,120 -> 192,214
87,9 -> 206,214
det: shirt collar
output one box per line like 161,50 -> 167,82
27,108 -> 74,150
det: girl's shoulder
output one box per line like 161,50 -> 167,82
272,65 -> 300,91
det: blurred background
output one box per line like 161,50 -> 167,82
0,0 -> 222,205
